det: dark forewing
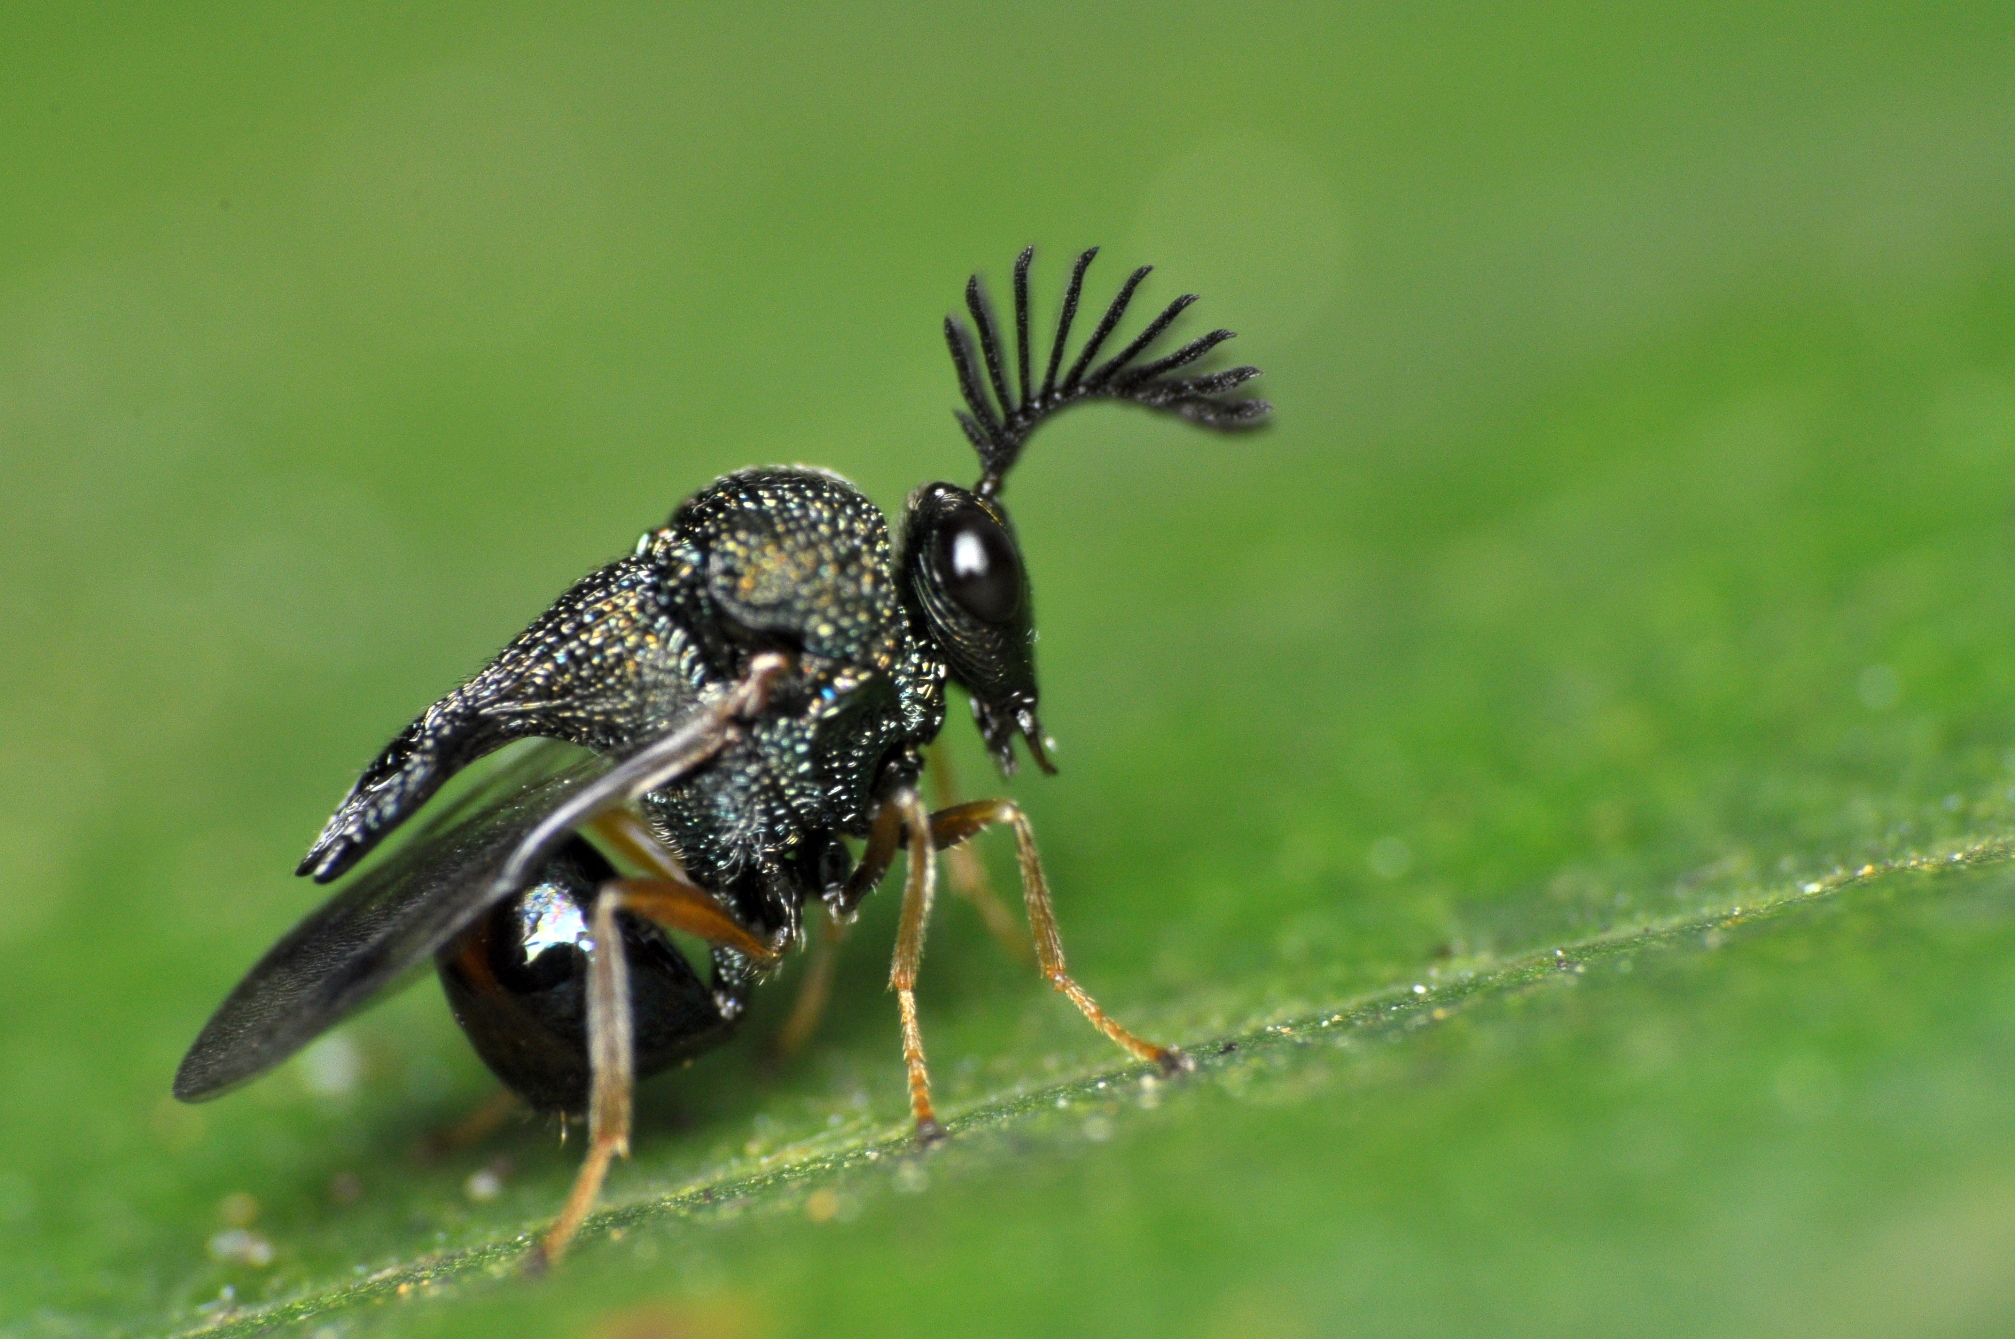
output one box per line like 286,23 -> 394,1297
177,652 -> 781,1103
176,741 -> 609,1100
179,655 -> 779,1102
297,555 -> 686,884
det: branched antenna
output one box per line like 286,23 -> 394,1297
944,246 -> 1270,498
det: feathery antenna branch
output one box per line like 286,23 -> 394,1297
943,246 -> 1270,498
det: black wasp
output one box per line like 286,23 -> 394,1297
175,247 -> 1269,1264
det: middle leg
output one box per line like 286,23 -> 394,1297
884,788 -> 945,1142
772,907 -> 850,1060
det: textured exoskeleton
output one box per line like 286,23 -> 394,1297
175,247 -> 1270,1265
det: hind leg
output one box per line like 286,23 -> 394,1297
531,871 -> 781,1269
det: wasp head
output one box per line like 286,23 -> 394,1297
899,481 -> 1050,775
923,245 -> 1270,774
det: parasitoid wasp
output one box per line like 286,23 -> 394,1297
174,247 -> 1270,1265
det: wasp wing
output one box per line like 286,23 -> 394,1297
175,672 -> 770,1102
296,556 -> 683,885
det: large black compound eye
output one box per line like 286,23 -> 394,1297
900,483 -> 1050,775
930,505 -> 1024,624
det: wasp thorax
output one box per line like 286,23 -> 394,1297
675,468 -> 902,675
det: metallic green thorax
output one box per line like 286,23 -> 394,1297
300,466 -> 949,938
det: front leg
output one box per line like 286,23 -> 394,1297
859,787 -> 1188,1157
929,799 -> 1191,1076
772,907 -> 850,1061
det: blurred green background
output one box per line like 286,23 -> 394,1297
5,4 -> 2015,1336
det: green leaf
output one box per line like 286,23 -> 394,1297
4,6 -> 2014,1337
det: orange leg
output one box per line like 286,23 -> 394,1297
528,656 -> 785,1270
868,785 -> 1192,1154
533,872 -> 778,1269
925,746 -> 1031,960
928,799 -> 1190,1076
773,908 -> 850,1059
838,789 -> 906,915
584,810 -> 783,965
885,789 -> 945,1143
585,809 -> 692,883
779,748 -> 1025,1071
601,878 -> 781,966
412,1087 -> 524,1164
532,887 -> 629,1270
